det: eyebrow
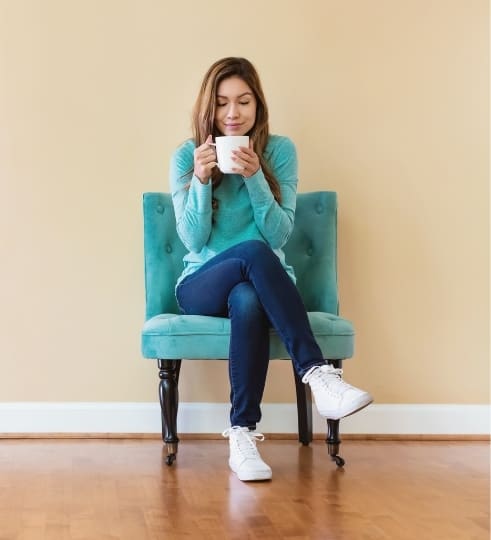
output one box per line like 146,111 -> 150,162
216,92 -> 253,99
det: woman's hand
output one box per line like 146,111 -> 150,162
194,134 -> 217,184
232,139 -> 260,178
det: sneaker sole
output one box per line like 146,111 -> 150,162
235,470 -> 272,482
317,396 -> 373,421
229,462 -> 272,482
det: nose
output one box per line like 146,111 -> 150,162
226,103 -> 239,118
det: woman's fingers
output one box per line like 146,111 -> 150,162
198,147 -> 216,161
195,136 -> 217,164
232,146 -> 259,177
193,135 -> 217,183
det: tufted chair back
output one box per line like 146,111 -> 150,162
143,193 -> 187,319
143,191 -> 339,320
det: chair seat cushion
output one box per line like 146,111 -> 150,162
141,312 -> 354,360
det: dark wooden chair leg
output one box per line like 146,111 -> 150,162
326,419 -> 345,467
293,365 -> 313,445
326,359 -> 345,467
158,359 -> 181,465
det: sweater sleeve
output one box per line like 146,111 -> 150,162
169,142 -> 213,253
244,136 -> 298,249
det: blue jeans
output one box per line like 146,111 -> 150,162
175,240 -> 325,429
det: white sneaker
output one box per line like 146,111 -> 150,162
222,426 -> 272,482
302,364 -> 373,420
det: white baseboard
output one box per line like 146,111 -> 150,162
0,402 -> 489,435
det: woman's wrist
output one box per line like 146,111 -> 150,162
196,174 -> 210,185
242,166 -> 261,180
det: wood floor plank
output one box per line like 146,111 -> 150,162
0,439 -> 488,539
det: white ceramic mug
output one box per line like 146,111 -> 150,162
214,136 -> 249,174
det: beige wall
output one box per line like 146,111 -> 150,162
0,0 -> 488,405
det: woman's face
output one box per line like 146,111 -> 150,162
214,76 -> 257,136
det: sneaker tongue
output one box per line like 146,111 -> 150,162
322,364 -> 342,376
238,441 -> 258,458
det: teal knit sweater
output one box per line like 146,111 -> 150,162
170,134 -> 298,285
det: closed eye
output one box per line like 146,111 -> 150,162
216,101 -> 250,107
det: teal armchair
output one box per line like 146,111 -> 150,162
142,191 -> 354,467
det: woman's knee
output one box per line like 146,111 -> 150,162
236,240 -> 275,262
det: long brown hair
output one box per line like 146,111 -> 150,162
191,57 -> 281,202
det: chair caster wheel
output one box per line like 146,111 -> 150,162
164,442 -> 178,466
332,455 -> 345,468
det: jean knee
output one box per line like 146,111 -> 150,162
238,239 -> 275,261
240,239 -> 270,252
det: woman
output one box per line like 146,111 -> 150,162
170,57 -> 372,482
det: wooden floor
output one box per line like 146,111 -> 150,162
0,439 -> 488,540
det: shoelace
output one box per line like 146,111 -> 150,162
302,364 -> 352,394
222,427 -> 265,459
